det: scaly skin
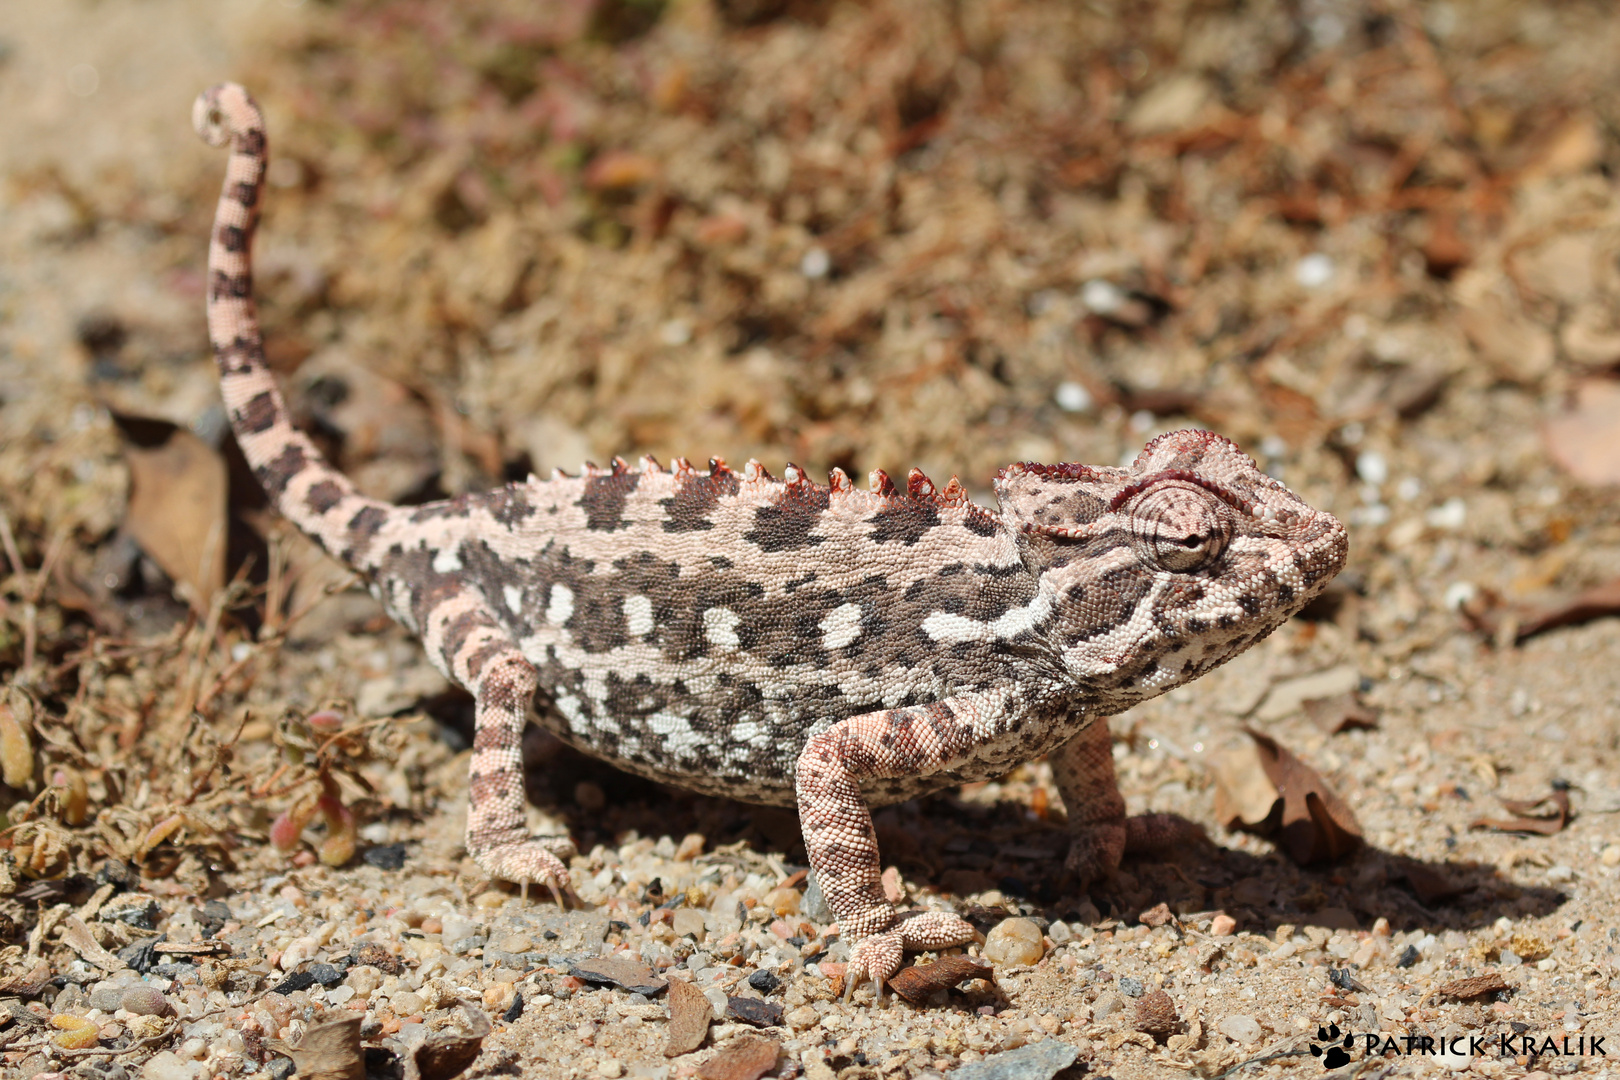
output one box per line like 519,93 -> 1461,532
194,83 -> 1348,998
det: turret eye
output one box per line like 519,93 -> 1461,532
1128,484 -> 1230,573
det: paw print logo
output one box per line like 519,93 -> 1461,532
1309,1023 -> 1354,1069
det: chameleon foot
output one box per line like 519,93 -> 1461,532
843,910 -> 977,1001
474,836 -> 576,907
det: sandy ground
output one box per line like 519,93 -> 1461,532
0,1 -> 1618,1078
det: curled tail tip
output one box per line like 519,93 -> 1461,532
192,82 -> 260,149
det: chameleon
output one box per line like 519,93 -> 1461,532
193,83 -> 1349,996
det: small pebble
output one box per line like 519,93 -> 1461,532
675,833 -> 705,861
983,918 -> 1045,966
391,991 -> 426,1016
141,1051 -> 192,1080
1602,844 -> 1620,868
279,937 -> 319,971
122,986 -> 171,1017
762,886 -> 800,916
483,981 -> 517,1013
1217,1014 -> 1262,1044
345,965 -> 382,996
1210,913 -> 1237,936
672,908 -> 706,940
497,933 -> 533,954
419,916 -> 443,935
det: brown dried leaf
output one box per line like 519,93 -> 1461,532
0,958 -> 53,996
1237,729 -> 1362,865
1138,903 -> 1174,928
665,978 -> 713,1057
1511,579 -> 1620,643
886,955 -> 996,1005
569,954 -> 668,996
1401,862 -> 1466,906
409,1005 -> 491,1080
1470,787 -> 1570,835
1543,379 -> 1620,486
1302,692 -> 1380,734
725,996 -> 783,1028
1209,739 -> 1282,831
116,415 -> 227,612
696,1036 -> 779,1080
272,1014 -> 364,1080
1433,972 -> 1510,1002
59,915 -> 126,972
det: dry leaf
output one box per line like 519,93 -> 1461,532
1210,738 -> 1283,831
270,1014 -> 364,1080
1433,972 -> 1510,1002
886,955 -> 996,1005
0,958 -> 53,996
569,954 -> 668,996
58,915 -> 125,971
1470,787 -> 1571,835
664,978 -> 713,1057
1511,579 -> 1620,643
1138,903 -> 1175,928
1302,692 -> 1380,734
696,1036 -> 779,1080
115,414 -> 227,612
1217,730 -> 1362,865
1401,862 -> 1467,906
407,1004 -> 490,1080
1542,379 -> 1620,486
725,996 -> 783,1028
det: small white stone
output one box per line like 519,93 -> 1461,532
660,319 -> 692,346
1443,582 -> 1477,611
597,1059 -> 625,1078
1426,497 -> 1467,530
1217,1014 -> 1263,1044
801,248 -> 831,279
1081,279 -> 1124,314
1054,381 -> 1092,413
1294,253 -> 1335,289
1354,451 -> 1387,486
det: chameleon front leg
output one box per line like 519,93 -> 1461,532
429,594 -> 575,901
796,690 -> 1020,999
1051,715 -> 1201,885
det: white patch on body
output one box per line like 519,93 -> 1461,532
819,602 -> 863,650
703,607 -> 740,650
431,546 -> 462,574
503,584 -> 524,614
623,594 -> 655,638
920,591 -> 1054,643
546,584 -> 575,627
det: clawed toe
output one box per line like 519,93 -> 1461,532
843,910 -> 979,1002
474,836 -> 574,905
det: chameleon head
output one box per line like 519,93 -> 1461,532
995,429 -> 1349,712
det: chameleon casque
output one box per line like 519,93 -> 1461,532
194,83 -> 1349,996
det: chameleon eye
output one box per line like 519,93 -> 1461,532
1127,483 -> 1230,573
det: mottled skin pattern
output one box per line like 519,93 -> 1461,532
194,84 -> 1350,997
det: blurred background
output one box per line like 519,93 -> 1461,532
3,0 -> 1620,649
